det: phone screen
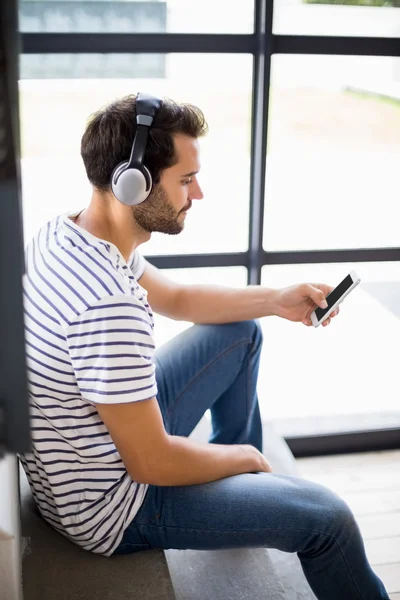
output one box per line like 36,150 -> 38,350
314,274 -> 354,322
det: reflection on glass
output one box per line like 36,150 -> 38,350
19,0 -> 254,34
19,54 -> 252,254
273,0 -> 400,37
263,55 -> 400,251
21,54 -> 166,80
259,262 -> 400,435
20,0 -> 167,34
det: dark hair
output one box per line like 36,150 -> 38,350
80,94 -> 208,192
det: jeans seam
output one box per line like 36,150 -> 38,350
330,536 -> 364,600
116,542 -> 149,551
243,338 -> 252,444
166,338 -> 252,418
134,513 -> 162,527
241,328 -> 260,446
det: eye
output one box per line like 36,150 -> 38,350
182,178 -> 193,186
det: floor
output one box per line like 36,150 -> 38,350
297,449 -> 400,599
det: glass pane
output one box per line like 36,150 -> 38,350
263,55 -> 400,251
260,262 -> 400,436
152,267 -> 248,347
274,0 -> 400,37
20,0 -> 254,34
19,53 -> 252,253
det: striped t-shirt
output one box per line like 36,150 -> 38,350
20,211 -> 157,556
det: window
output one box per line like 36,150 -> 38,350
19,0 -> 400,453
274,0 -> 400,37
20,0 -> 254,34
19,53 -> 253,254
264,55 -> 400,251
260,261 -> 400,437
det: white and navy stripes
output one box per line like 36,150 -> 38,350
20,211 -> 156,556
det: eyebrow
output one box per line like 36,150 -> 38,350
181,171 -> 199,178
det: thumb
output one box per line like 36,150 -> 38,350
308,285 -> 328,309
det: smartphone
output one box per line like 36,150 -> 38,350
311,270 -> 361,327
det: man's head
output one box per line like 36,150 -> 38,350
80,94 -> 208,236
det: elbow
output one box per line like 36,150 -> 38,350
125,437 -> 174,486
128,469 -> 169,487
126,464 -> 159,486
126,457 -> 171,487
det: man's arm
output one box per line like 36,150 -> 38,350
139,261 -> 280,323
97,397 -> 271,486
139,261 -> 335,326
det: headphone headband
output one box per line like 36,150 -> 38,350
136,92 -> 162,120
126,92 -> 162,170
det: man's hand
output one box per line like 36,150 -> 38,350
275,283 -> 339,327
241,445 -> 273,473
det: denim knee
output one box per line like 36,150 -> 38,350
327,492 -> 355,531
228,319 -> 263,348
307,483 -> 357,536
252,319 -> 263,343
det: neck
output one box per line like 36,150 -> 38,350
73,189 -> 151,261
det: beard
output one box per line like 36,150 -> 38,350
132,184 -> 188,235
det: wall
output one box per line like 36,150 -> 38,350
0,455 -> 22,600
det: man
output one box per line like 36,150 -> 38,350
21,93 -> 389,600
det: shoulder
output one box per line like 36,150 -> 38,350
24,215 -> 133,328
67,293 -> 154,337
128,250 -> 146,281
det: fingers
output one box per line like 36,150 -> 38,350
304,307 -> 340,328
307,284 -> 328,309
262,458 -> 273,473
322,308 -> 340,327
311,282 -> 334,296
326,307 -> 340,322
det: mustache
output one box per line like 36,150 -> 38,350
179,201 -> 192,214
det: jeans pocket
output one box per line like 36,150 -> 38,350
113,522 -> 153,555
134,484 -> 164,527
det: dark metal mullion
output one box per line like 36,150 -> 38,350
147,252 -> 247,270
1,0 -> 30,453
22,33 -> 400,58
275,35 -> 400,57
21,32 -> 256,54
263,247 -> 400,265
286,427 -> 400,458
247,0 -> 272,286
141,246 -> 400,269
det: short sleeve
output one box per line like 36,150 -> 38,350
128,250 -> 146,281
66,295 -> 157,404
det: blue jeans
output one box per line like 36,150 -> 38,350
114,320 -> 389,600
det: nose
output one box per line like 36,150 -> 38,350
189,177 -> 204,201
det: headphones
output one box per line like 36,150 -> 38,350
111,92 -> 162,206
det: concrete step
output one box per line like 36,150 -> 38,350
20,467 -> 176,600
164,416 -> 315,600
268,549 -> 317,600
20,417 -> 315,600
166,547 -> 287,600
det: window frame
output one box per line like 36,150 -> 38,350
20,0 -> 400,456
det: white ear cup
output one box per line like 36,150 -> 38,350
111,162 -> 152,206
